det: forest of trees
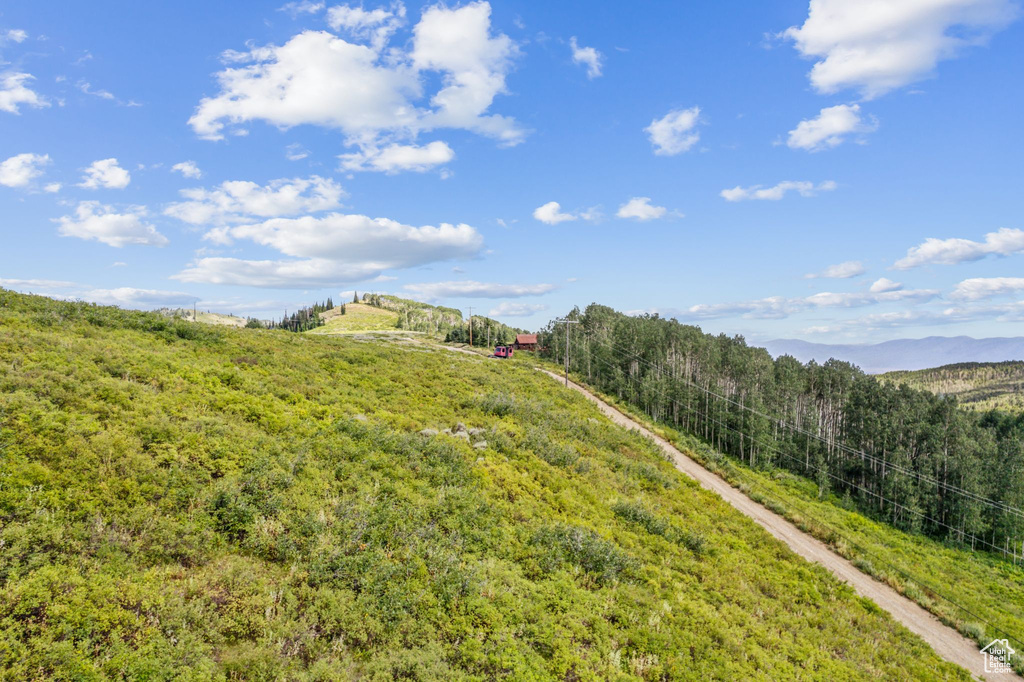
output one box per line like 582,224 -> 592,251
275,298 -> 334,333
540,304 -> 1024,561
445,314 -> 522,348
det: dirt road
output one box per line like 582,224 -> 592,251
539,369 -> 1015,680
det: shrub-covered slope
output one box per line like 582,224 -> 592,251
879,361 -> 1024,413
0,291 -> 968,680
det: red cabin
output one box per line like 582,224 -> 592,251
493,345 -> 514,358
514,334 -> 538,351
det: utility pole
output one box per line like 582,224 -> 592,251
557,319 -> 579,387
467,307 -> 474,347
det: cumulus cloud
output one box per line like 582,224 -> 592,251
2,29 -> 28,43
43,182 -> 61,193
171,160 -> 202,179
533,201 -> 577,225
339,140 -> 454,173
569,37 -> 602,78
403,280 -> 556,299
783,0 -> 1019,99
893,227 -> 1024,269
56,202 -> 168,248
174,212 -> 483,288
279,0 -> 325,16
616,197 -> 667,221
489,301 -> 548,317
805,260 -> 865,279
79,158 -> 131,189
0,277 -> 77,290
684,287 -> 938,320
0,72 -> 48,114
950,277 -> 1024,300
75,287 -> 199,308
721,180 -> 836,202
870,277 -> 903,293
327,3 -> 405,51
164,175 -> 344,226
0,153 -> 50,187
787,104 -> 878,151
189,2 -> 523,159
645,106 -> 701,155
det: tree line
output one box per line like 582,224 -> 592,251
269,298 -> 335,333
539,304 -> 1024,560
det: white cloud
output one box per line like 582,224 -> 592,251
533,201 -> 577,225
0,153 -> 49,187
78,158 -> 131,189
894,227 -> 1024,269
0,277 -> 77,290
326,3 -> 405,51
720,180 -> 836,202
279,0 -> 325,16
950,277 -> 1024,300
164,175 -> 344,225
870,277 -> 903,293
77,80 -> 115,100
285,143 -> 310,161
339,140 -> 454,173
616,197 -> 667,221
174,213 -> 483,288
403,280 -> 556,299
569,36 -> 602,78
489,301 -> 548,317
76,287 -> 199,308
190,2 -> 524,156
645,106 -> 701,155
0,72 -> 48,114
783,0 -> 1019,99
56,202 -> 168,248
3,29 -> 28,43
43,182 -> 61,193
787,104 -> 878,151
684,287 -> 938,320
171,161 -> 202,179
805,260 -> 865,279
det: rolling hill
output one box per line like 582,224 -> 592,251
0,289 -> 970,680
879,361 -> 1024,412
763,335 -> 1024,374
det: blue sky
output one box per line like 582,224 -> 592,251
1,0 -> 1023,343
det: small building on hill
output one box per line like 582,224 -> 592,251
515,333 -> 538,351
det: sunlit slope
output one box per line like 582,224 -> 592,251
0,290 -> 968,680
880,361 -> 1024,412
307,302 -> 401,334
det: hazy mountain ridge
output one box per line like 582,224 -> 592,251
763,336 -> 1024,374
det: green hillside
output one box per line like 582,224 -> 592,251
879,361 -> 1024,412
307,303 -> 402,335
0,290 -> 970,680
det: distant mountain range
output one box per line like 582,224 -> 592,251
762,336 -> 1024,374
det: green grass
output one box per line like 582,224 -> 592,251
0,290 -> 973,680
570,368 -> 1024,674
305,303 -> 401,335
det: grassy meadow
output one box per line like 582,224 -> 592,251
0,290 -> 974,680
307,303 -> 402,335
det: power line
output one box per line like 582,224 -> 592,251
598,338 -> 1024,519
586,353 -> 1023,652
592,351 -> 1015,556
